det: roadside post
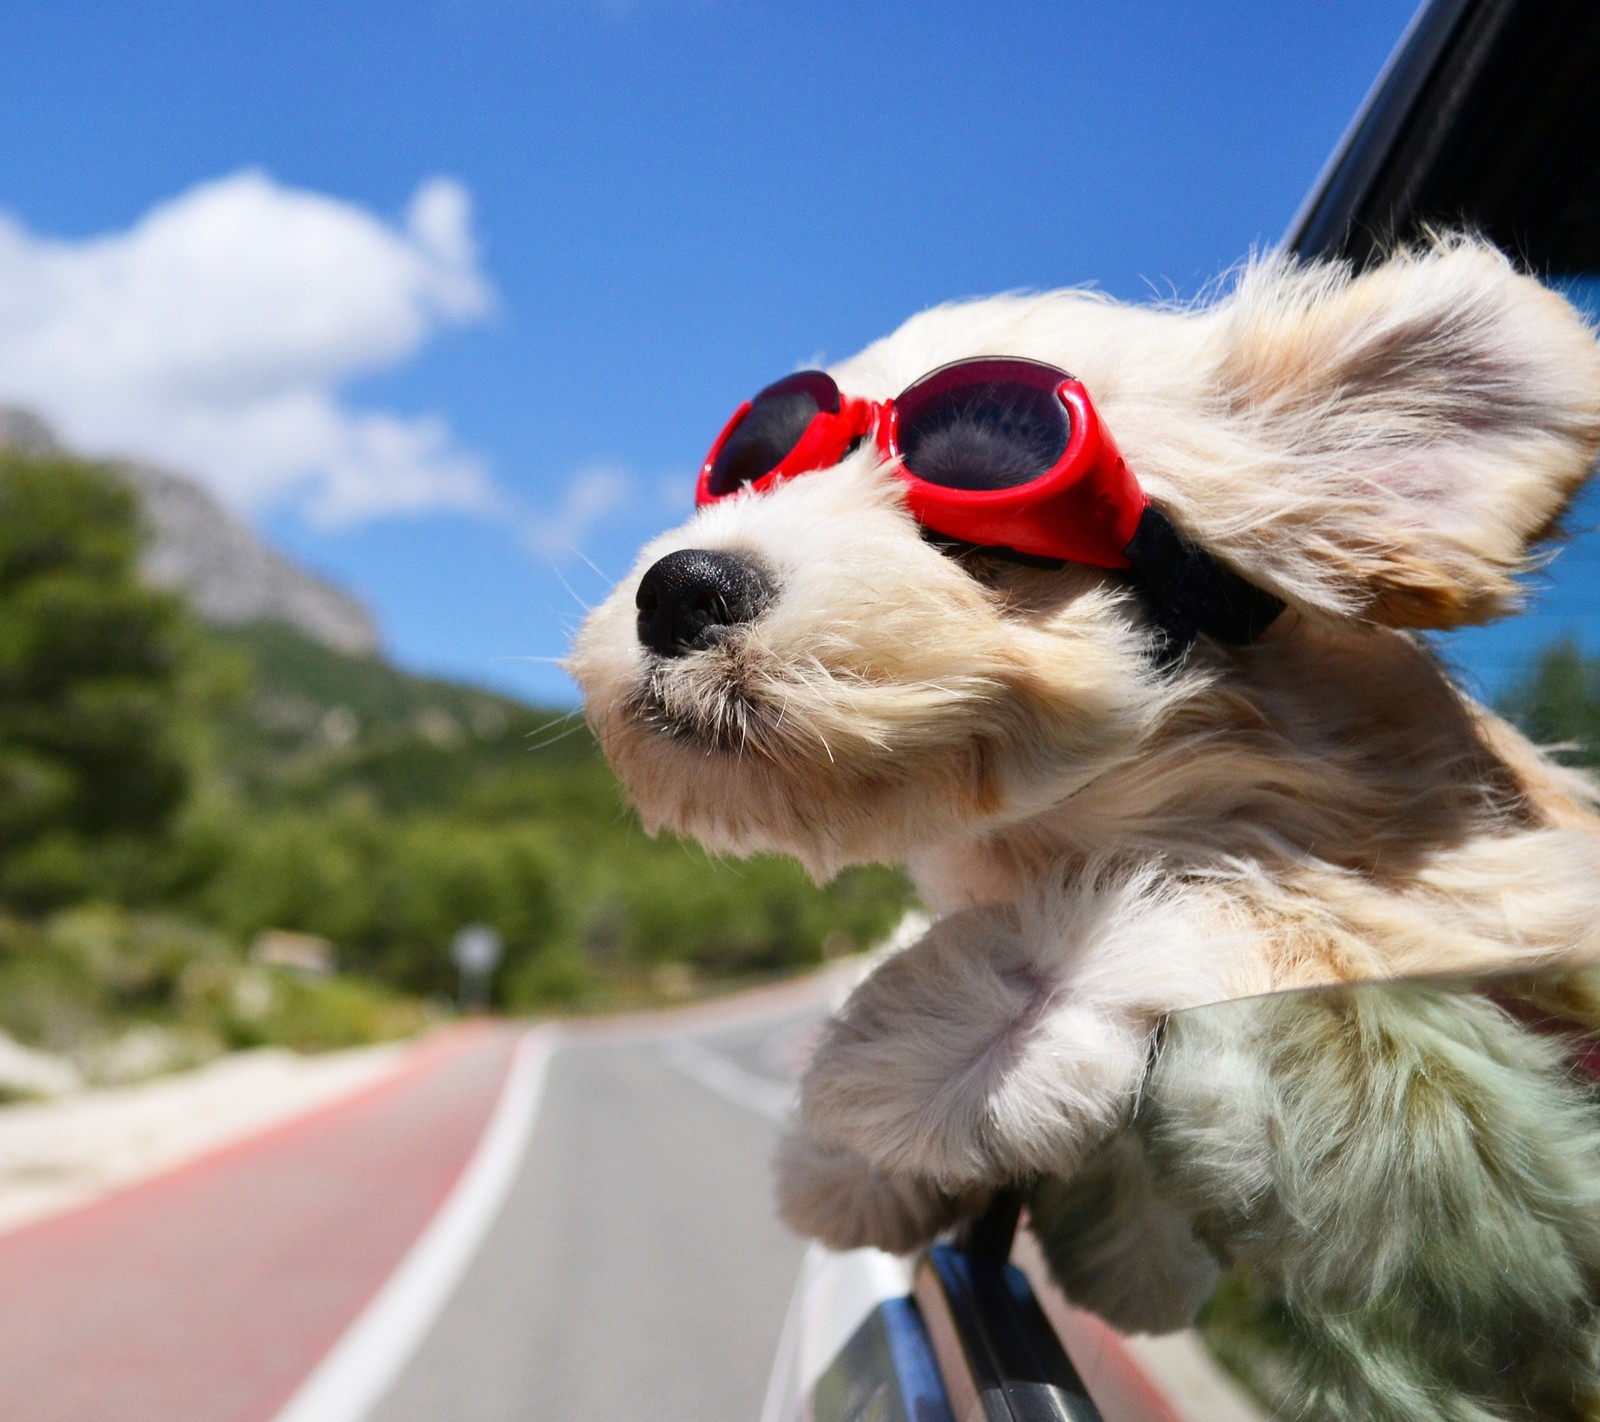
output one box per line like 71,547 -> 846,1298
451,924 -> 503,1013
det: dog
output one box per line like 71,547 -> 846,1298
572,238 -> 1600,1419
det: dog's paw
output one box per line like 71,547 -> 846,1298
1028,1133 -> 1220,1335
774,1131 -> 977,1254
797,900 -> 1155,1190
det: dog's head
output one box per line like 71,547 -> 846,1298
572,240 -> 1600,878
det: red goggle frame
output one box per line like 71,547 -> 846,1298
695,358 -> 1148,568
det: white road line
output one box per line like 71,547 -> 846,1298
269,1026 -> 558,1422
659,1035 -> 794,1122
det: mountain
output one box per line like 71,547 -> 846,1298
0,408 -> 379,656
204,619 -> 599,814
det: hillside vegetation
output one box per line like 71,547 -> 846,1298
190,619 -> 911,1003
0,447 -> 912,1073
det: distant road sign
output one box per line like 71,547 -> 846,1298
452,925 -> 503,1012
452,925 -> 503,975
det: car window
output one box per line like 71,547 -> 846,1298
1147,963 -> 1600,1420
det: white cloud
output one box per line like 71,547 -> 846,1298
0,170 -> 494,525
656,471 -> 696,510
524,462 -> 636,557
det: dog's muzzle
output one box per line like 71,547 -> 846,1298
635,548 -> 776,658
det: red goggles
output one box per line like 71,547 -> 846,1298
695,357 -> 1148,568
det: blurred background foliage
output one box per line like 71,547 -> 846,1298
0,449 -> 914,1073
1498,638 -> 1600,756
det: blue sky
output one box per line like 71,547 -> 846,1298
0,0 -> 1592,707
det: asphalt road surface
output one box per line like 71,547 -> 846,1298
369,1000 -> 824,1422
0,1026 -> 520,1422
0,978 -> 834,1422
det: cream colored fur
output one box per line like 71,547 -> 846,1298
571,239 -> 1600,1416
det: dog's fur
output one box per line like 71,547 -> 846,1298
572,238 -> 1600,1419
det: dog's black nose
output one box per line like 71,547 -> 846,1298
635,548 -> 777,658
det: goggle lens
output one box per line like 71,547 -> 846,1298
706,369 -> 841,497
892,358 -> 1073,492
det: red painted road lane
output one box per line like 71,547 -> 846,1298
0,1022 -> 518,1422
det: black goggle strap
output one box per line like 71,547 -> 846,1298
1123,505 -> 1285,665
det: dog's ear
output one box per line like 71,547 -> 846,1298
1187,239 -> 1600,629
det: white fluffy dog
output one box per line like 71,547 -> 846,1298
572,239 -> 1600,1418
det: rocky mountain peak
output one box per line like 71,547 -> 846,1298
0,409 -> 380,657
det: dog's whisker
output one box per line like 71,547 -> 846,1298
570,546 -> 615,584
547,560 -> 596,615
525,717 -> 588,753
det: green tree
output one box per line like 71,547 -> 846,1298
0,451 -> 199,908
1499,638 -> 1600,764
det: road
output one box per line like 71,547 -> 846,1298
0,978 -> 834,1422
369,1003 -> 822,1422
